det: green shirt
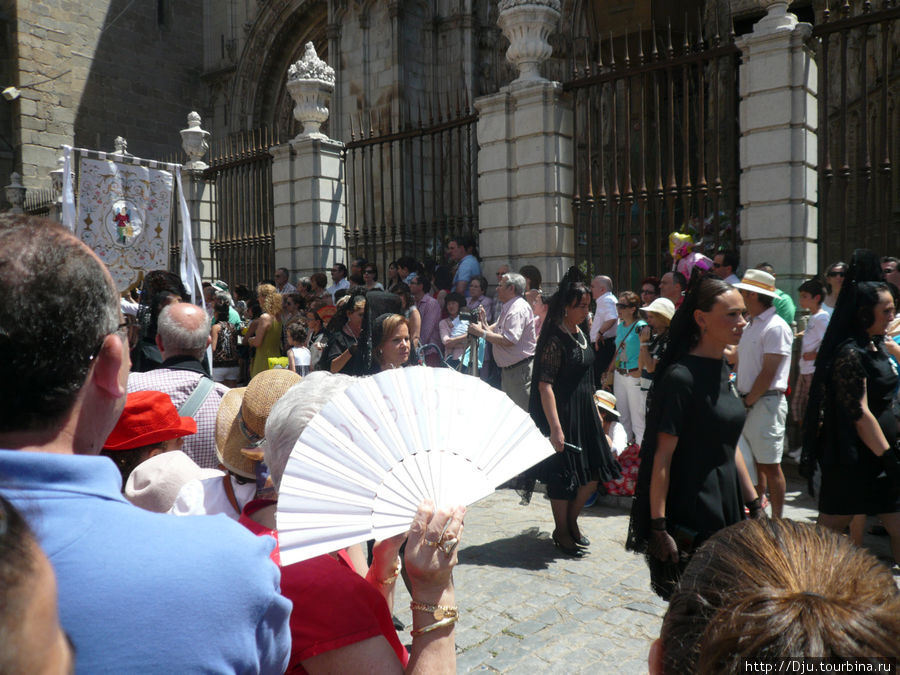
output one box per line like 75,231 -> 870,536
773,289 -> 796,327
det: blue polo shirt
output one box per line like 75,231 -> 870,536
0,451 -> 291,674
452,254 -> 481,295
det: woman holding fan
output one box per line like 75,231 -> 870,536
529,276 -> 621,556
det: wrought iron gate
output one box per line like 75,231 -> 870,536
344,99 -> 478,275
565,17 -> 741,292
203,128 -> 277,288
813,0 -> 899,265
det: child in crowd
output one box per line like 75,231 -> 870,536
286,321 -> 311,376
790,278 -> 830,458
101,390 -> 197,486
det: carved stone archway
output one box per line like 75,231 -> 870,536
229,0 -> 328,140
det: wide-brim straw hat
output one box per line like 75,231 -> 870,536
593,389 -> 620,418
641,297 -> 675,322
215,369 -> 301,478
733,269 -> 778,298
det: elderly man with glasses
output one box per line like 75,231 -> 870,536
468,272 -> 536,410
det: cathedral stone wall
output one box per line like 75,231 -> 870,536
10,0 -> 202,187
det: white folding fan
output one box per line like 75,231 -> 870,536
277,366 -> 555,565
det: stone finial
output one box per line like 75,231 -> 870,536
286,42 -> 335,141
287,42 -> 336,86
181,111 -> 211,171
752,0 -> 798,34
497,0 -> 561,83
113,136 -> 131,155
50,156 -> 65,196
5,172 -> 26,214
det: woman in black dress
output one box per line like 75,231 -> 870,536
802,250 -> 900,563
626,274 -> 761,600
529,280 -> 621,556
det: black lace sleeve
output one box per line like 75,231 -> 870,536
538,336 -> 563,384
832,346 -> 866,421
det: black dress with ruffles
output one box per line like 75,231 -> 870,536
528,324 -> 621,500
818,337 -> 899,515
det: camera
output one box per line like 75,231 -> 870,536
458,307 -> 479,323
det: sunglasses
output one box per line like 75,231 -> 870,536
640,289 -> 655,295
616,303 -> 636,309
826,271 -> 845,278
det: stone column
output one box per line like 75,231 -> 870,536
736,2 -> 817,292
272,43 -> 345,277
179,113 -> 215,278
476,0 -> 572,289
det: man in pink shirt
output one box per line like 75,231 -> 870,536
410,274 -> 442,353
468,272 -> 536,410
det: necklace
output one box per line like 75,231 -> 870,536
565,325 -> 587,349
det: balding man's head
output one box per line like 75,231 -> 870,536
591,275 -> 612,297
156,303 -> 211,359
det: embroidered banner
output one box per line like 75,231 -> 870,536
76,157 -> 174,292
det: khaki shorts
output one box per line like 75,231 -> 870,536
739,394 -> 787,465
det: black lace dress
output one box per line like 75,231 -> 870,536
528,324 -> 621,500
818,337 -> 899,515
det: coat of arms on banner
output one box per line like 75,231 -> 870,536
76,157 -> 174,292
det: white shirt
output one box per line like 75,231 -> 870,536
799,309 -> 830,375
736,306 -> 794,394
590,291 -> 618,342
607,420 -> 628,458
169,474 -> 257,520
277,282 -> 297,294
326,278 -> 350,297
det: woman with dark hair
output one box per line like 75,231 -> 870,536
529,279 -> 621,556
626,273 -> 761,600
439,291 -> 470,368
321,294 -> 365,374
519,264 -> 542,291
802,249 -> 900,563
393,282 -> 422,354
211,296 -> 239,387
607,290 -> 648,445
822,260 -> 848,315
305,301 -> 329,371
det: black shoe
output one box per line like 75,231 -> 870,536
552,531 -> 584,557
573,534 -> 590,547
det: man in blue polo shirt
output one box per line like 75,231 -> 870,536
449,235 -> 481,296
0,216 -> 291,674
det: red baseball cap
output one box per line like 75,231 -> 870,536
104,391 -> 197,451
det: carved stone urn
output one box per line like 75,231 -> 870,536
180,112 -> 211,171
286,42 -> 336,141
753,0 -> 797,33
497,0 -> 561,83
4,172 -> 25,214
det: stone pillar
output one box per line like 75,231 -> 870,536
179,113 -> 215,278
476,0 -> 572,289
272,42 -> 345,277
736,3 -> 817,293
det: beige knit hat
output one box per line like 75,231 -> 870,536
215,369 -> 301,479
124,451 -> 223,513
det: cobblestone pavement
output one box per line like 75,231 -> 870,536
393,466 -> 896,674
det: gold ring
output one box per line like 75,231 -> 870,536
423,538 -> 441,548
438,536 -> 459,556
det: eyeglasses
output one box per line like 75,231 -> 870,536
826,271 -> 845,278
639,289 -> 654,295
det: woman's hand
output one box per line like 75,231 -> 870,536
640,325 -> 652,341
550,425 -> 565,454
405,500 -> 465,598
648,529 -> 679,563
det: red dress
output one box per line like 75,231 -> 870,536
239,499 -> 409,673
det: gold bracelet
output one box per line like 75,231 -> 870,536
410,601 -> 458,620
376,557 -> 402,585
410,615 -> 458,637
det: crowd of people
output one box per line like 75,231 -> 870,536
0,211 -> 898,673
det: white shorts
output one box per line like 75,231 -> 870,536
739,394 -> 787,466
212,366 -> 239,382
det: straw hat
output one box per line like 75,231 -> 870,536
104,391 -> 197,451
215,369 -> 301,479
642,297 -> 675,321
593,389 -> 620,418
733,269 -> 778,298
